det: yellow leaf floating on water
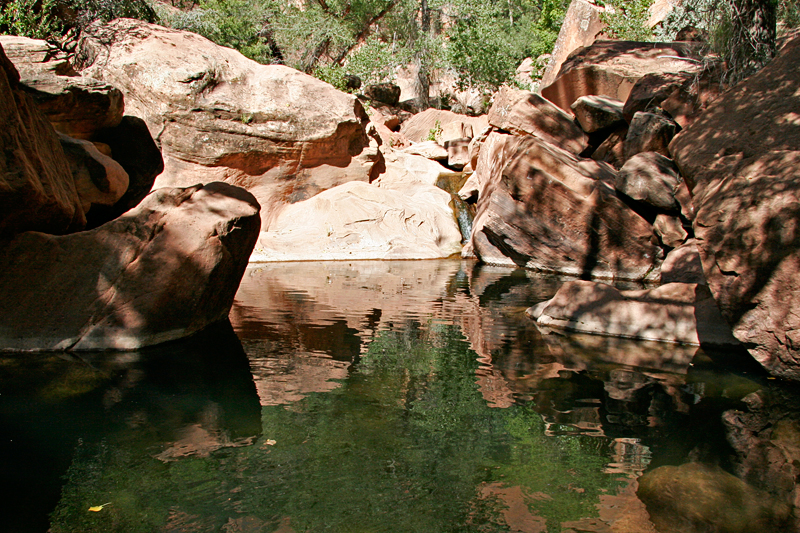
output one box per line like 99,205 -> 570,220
88,503 -> 112,512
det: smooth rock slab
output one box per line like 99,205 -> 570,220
0,182 -> 260,351
251,181 -> 462,261
528,280 -> 739,346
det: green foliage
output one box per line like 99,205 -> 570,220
154,0 -> 568,94
426,119 -> 442,141
313,63 -> 349,91
656,0 -> 786,83
446,0 -> 567,90
162,0 -> 280,64
779,0 -> 800,29
598,0 -> 656,40
0,0 -> 62,39
0,0 -> 155,39
343,35 -> 408,85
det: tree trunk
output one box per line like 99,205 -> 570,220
416,0 -> 431,108
728,0 -> 777,76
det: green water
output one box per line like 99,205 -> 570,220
0,259 -> 776,532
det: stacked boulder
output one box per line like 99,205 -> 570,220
68,19 -> 463,261
459,39 -> 731,354
510,34 -> 800,388
0,40 -> 261,351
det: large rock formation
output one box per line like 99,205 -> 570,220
541,40 -> 704,114
74,18 -> 378,229
465,132 -> 660,281
669,34 -> 800,380
0,182 -> 260,351
0,43 -> 85,238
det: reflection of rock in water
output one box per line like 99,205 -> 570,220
0,320 -> 262,532
245,342 -> 351,406
722,385 -> 800,531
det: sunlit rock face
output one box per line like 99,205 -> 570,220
0,182 -> 260,351
669,34 -> 800,381
487,86 -> 588,155
75,18 -> 378,230
0,34 -> 124,141
541,40 -> 704,114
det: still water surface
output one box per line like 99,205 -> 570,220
0,259 -> 774,532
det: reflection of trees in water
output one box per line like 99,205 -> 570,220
46,320 -> 630,533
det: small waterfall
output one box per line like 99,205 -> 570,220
436,172 -> 476,244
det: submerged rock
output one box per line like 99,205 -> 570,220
638,462 -> 791,533
0,182 -> 260,351
722,386 -> 800,531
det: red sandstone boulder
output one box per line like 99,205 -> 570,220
660,239 -> 706,285
570,94 -> 625,133
75,19 -> 378,229
669,34 -> 800,380
0,35 -> 76,77
653,214 -> 688,248
622,71 -> 692,123
18,74 -> 124,140
591,124 -> 628,168
88,116 -> 165,227
0,182 -> 260,351
616,151 -> 691,214
58,133 -> 129,215
541,40 -> 704,114
539,0 -> 607,89
0,35 -> 124,140
252,149 -> 462,261
466,133 -> 659,281
487,86 -> 588,154
528,281 -> 738,346
0,43 -> 85,239
623,112 -> 678,161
